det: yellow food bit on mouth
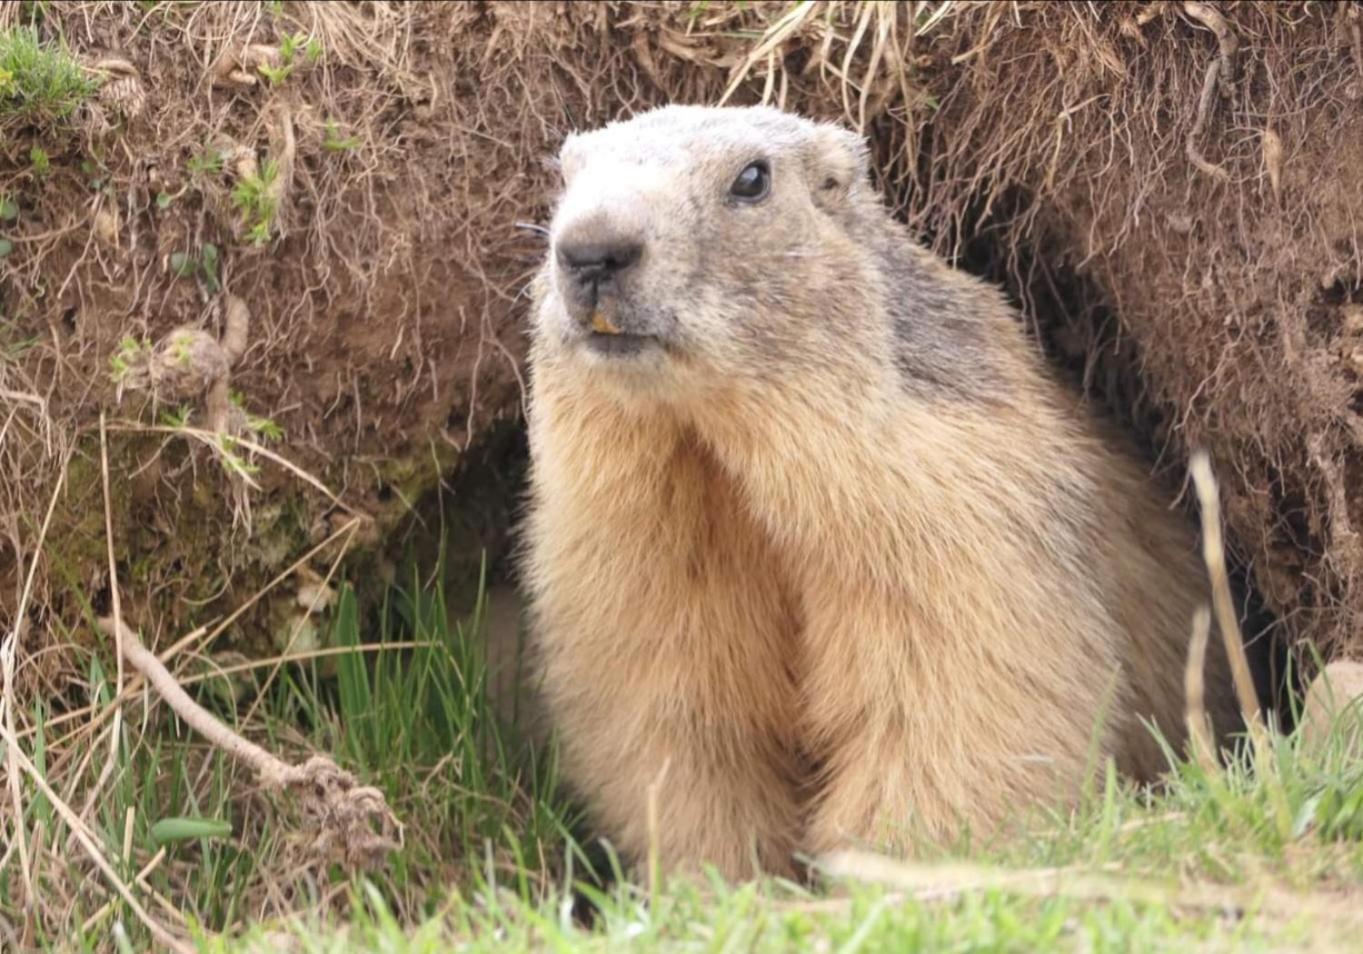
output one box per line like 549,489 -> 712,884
590,310 -> 622,335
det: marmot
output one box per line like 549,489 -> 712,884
521,105 -> 1240,880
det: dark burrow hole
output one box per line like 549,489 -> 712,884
388,414 -> 530,636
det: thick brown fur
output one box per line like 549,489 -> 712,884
521,105 -> 1240,880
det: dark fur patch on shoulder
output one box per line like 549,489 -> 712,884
881,240 -> 1014,405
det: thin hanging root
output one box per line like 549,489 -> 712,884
1189,450 -> 1293,841
267,105 -> 296,220
96,616 -> 403,868
1182,0 -> 1237,183
1186,56 -> 1230,183
1182,1 -> 1238,92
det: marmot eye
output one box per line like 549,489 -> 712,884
729,161 -> 770,202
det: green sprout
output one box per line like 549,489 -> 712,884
231,158 -> 279,245
109,335 -> 149,382
322,119 -> 359,152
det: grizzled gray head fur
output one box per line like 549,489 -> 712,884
534,104 -> 1010,404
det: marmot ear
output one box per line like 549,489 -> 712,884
808,123 -> 870,212
556,132 -> 585,183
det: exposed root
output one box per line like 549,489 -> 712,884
1307,435 -> 1363,585
1261,127 -> 1284,201
1185,54 -> 1231,183
221,291 -> 252,363
1182,2 -> 1238,93
1136,2 -> 1169,29
211,43 -> 287,88
1350,6 -> 1363,85
265,104 -> 296,235
119,292 -> 254,463
1190,450 -> 1292,836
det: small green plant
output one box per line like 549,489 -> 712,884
322,118 -> 360,152
159,404 -> 193,428
0,196 -> 14,257
216,433 -> 260,478
108,335 -> 149,382
79,157 -> 112,192
169,243 -> 220,292
258,31 -> 318,86
28,144 -> 49,176
166,328 -> 198,367
230,159 -> 278,245
230,390 -> 284,440
255,62 -> 290,87
187,148 -> 226,176
0,26 -> 97,124
246,414 -> 283,441
201,242 -> 219,285
277,31 -> 305,64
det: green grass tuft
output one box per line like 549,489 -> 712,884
0,25 -> 96,125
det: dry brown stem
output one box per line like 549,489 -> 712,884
1189,451 -> 1265,732
819,850 -> 1363,927
0,724 -> 192,953
1183,604 -> 1219,773
95,615 -> 402,868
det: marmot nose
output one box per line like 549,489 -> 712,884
556,239 -> 643,285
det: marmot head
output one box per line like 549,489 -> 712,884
534,105 -> 893,402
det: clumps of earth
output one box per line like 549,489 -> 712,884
115,293 -> 252,434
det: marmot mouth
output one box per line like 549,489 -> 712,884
583,332 -> 659,358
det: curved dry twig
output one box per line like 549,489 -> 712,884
96,615 -> 403,869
